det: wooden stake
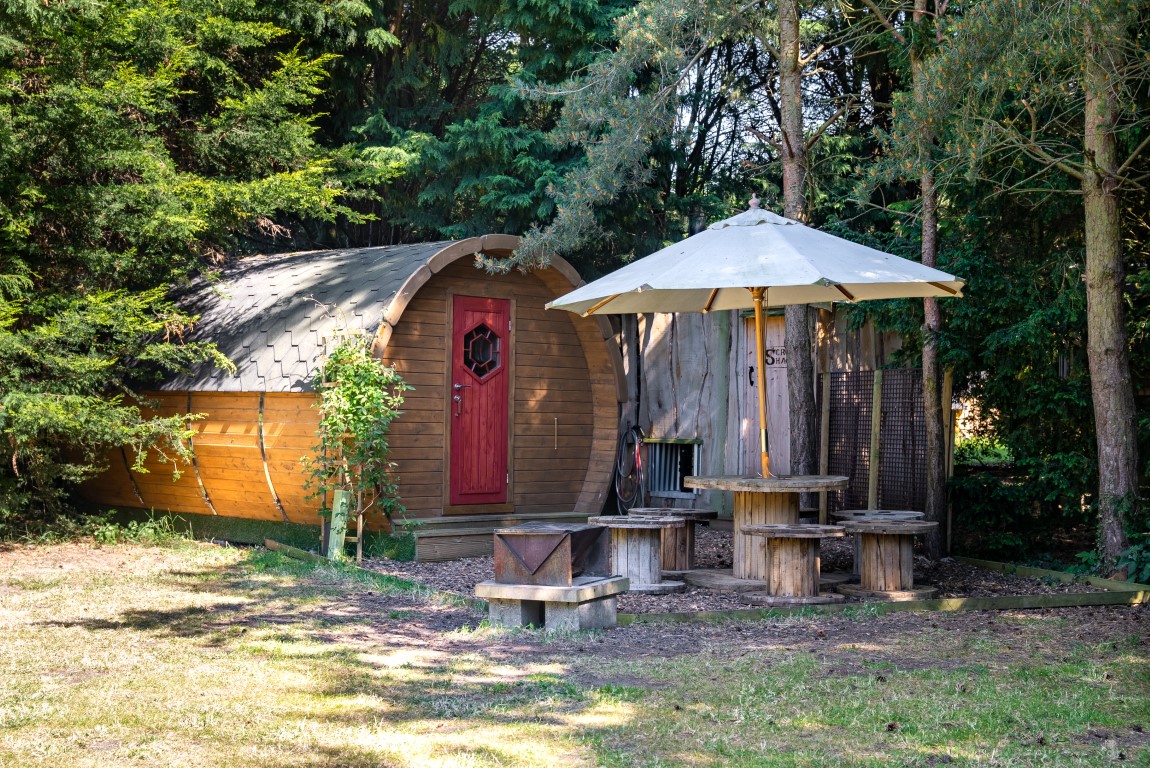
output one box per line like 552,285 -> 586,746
818,372 -> 831,523
942,368 -> 955,554
868,369 -> 883,509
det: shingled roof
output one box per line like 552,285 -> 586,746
162,241 -> 456,393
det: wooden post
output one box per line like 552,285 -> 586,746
943,368 -> 955,554
327,489 -> 351,561
867,369 -> 883,509
818,372 -> 831,524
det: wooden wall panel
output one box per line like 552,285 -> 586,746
262,393 -> 321,525
529,266 -> 618,516
381,268 -> 448,521
79,448 -> 143,508
820,309 -> 904,373
126,393 -> 212,515
190,393 -> 283,522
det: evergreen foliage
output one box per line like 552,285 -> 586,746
0,0 -> 359,527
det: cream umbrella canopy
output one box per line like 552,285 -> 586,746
546,198 -> 965,476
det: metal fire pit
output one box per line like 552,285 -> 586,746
493,522 -> 609,586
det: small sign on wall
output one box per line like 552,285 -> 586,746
763,347 -> 786,368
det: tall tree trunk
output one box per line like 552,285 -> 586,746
780,0 -> 817,480
1082,10 -> 1138,566
914,0 -> 946,559
920,173 -> 946,558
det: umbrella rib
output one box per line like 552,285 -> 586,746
929,281 -> 959,296
582,294 -> 622,316
833,284 -> 856,302
702,288 -> 719,313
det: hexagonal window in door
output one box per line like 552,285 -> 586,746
463,324 -> 501,378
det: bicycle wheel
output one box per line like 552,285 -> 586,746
615,426 -> 647,514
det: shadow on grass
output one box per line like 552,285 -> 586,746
32,547 -> 638,767
40,549 -> 483,636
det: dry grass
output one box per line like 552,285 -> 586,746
1,541 -> 1147,767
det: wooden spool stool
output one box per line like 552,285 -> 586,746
630,507 -> 718,573
737,524 -> 847,606
835,520 -> 939,601
684,475 -> 848,581
830,509 -> 925,577
586,516 -> 687,594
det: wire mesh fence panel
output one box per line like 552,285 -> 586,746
878,369 -> 926,511
824,371 -> 873,513
820,369 -> 926,515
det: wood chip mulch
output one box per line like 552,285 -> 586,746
362,525 -> 1110,616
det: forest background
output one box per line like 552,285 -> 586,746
0,0 -> 1146,571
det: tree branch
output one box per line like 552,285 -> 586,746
991,121 -> 1086,182
799,43 -> 825,68
805,101 -> 851,151
1116,132 -> 1150,180
749,125 -> 782,151
857,0 -> 907,45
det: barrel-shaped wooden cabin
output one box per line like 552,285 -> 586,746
81,236 -> 625,559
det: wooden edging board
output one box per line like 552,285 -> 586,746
617,556 -> 1150,626
954,556 -> 1150,592
265,538 -> 329,564
618,588 -> 1149,626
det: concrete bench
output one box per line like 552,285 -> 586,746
475,576 -> 629,631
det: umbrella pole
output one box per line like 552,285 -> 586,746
751,287 -> 771,477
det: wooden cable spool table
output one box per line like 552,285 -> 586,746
629,507 -> 718,573
737,524 -> 847,606
683,475 -> 849,581
830,509 -> 925,577
834,520 -> 939,601
586,516 -> 687,594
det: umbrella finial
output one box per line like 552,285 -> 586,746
748,192 -> 761,210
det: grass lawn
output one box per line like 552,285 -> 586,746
1,540 -> 1147,767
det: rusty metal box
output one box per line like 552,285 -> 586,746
493,522 -> 609,586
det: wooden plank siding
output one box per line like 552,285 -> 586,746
79,446 -> 144,508
190,393 -> 284,522
125,393 -> 213,515
262,393 -> 322,524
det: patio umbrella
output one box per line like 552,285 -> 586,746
546,196 -> 965,476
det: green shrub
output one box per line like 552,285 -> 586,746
954,436 -> 1013,466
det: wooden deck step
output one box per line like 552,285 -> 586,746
404,511 -> 593,562
395,511 -> 589,534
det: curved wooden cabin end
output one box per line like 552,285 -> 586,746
377,242 -> 621,523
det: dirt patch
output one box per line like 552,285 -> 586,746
0,541 -> 193,577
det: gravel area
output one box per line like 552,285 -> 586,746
362,524 -> 1108,615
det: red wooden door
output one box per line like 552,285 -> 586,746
449,295 -> 510,505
